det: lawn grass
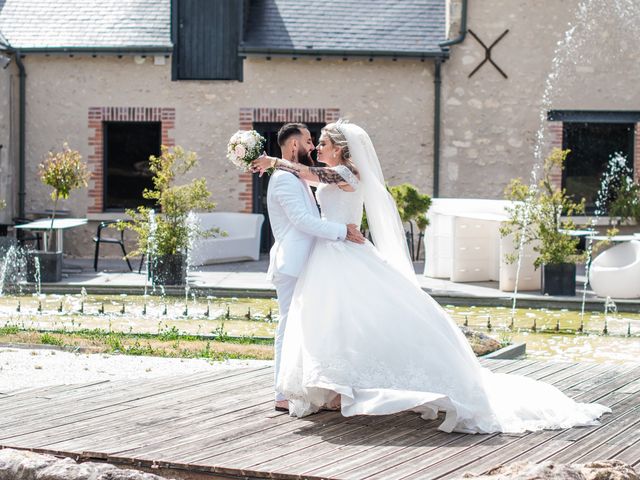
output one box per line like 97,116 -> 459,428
0,325 -> 273,361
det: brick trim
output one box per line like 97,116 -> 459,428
548,121 -> 563,191
236,107 -> 340,212
87,107 -> 175,213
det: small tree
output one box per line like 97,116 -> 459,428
389,183 -> 432,232
609,177 -> 640,223
120,145 -> 217,258
38,143 -> 89,251
502,148 -> 586,268
362,183 -> 431,233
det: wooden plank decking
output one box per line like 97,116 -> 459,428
0,359 -> 639,480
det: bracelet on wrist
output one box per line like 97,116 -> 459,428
271,158 -> 277,168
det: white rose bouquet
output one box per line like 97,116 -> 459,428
226,130 -> 266,172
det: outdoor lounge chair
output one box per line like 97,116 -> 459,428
190,212 -> 264,266
589,240 -> 640,299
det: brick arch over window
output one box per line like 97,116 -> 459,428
236,107 -> 340,212
87,107 -> 175,213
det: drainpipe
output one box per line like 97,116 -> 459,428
433,0 -> 468,198
14,51 -> 26,219
1,36 -> 27,219
433,58 -> 442,198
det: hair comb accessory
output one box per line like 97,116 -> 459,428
334,118 -> 349,136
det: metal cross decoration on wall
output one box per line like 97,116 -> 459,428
467,29 -> 509,79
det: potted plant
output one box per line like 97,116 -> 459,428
120,145 -> 217,285
609,180 -> 640,223
361,183 -> 431,259
502,148 -> 586,296
389,183 -> 431,260
589,152 -> 640,227
29,143 -> 88,282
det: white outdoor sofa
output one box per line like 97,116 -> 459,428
423,198 -> 540,292
190,212 -> 264,266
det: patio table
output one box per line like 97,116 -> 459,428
590,234 -> 640,242
559,228 -> 596,237
14,218 -> 88,253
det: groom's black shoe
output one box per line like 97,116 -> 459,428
275,400 -> 289,412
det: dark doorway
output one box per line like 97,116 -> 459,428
104,122 -> 161,211
562,122 -> 635,213
252,122 -> 325,253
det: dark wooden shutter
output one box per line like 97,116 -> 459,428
174,0 -> 242,80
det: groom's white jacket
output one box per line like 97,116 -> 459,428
267,170 -> 346,280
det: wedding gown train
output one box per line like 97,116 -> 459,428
276,164 -> 610,434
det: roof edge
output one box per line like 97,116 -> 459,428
238,45 -> 448,59
13,46 -> 173,55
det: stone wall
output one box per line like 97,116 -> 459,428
0,60 -> 14,225
9,0 -> 640,257
17,54 -> 434,256
441,0 -> 640,198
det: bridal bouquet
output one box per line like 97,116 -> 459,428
226,130 -> 266,172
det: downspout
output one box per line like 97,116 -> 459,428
14,51 -> 26,219
433,0 -> 468,198
1,34 -> 27,219
433,58 -> 442,198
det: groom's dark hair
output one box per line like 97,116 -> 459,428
277,123 -> 308,147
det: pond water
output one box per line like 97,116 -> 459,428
0,294 -> 637,364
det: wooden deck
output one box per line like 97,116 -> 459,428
1,359 -> 639,480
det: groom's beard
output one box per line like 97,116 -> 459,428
298,148 -> 316,167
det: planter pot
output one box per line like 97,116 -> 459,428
542,263 -> 576,296
27,251 -> 63,283
153,253 -> 186,286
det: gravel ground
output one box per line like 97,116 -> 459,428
0,345 -> 272,394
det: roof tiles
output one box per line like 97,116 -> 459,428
0,0 -> 172,51
241,0 -> 447,56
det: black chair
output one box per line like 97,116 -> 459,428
13,217 -> 42,250
93,221 -> 133,272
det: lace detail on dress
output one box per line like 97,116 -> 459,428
331,165 -> 359,189
316,182 -> 364,226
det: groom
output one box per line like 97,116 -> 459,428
266,123 -> 364,412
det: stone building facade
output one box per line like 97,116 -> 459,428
1,0 -> 638,257
442,0 -> 640,204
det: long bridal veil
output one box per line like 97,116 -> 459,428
338,122 -> 418,285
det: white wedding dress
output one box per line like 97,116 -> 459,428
276,125 -> 610,434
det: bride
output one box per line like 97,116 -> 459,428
251,121 -> 610,434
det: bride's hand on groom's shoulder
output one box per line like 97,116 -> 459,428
346,224 -> 365,244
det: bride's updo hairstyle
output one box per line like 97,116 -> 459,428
322,119 -> 358,174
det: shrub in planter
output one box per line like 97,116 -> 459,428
601,153 -> 640,225
361,183 -> 431,259
502,148 -> 586,296
119,145 -> 218,286
30,143 -> 89,282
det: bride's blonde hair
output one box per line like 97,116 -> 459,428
322,119 -> 358,174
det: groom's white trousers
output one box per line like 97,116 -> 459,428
271,272 -> 297,402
